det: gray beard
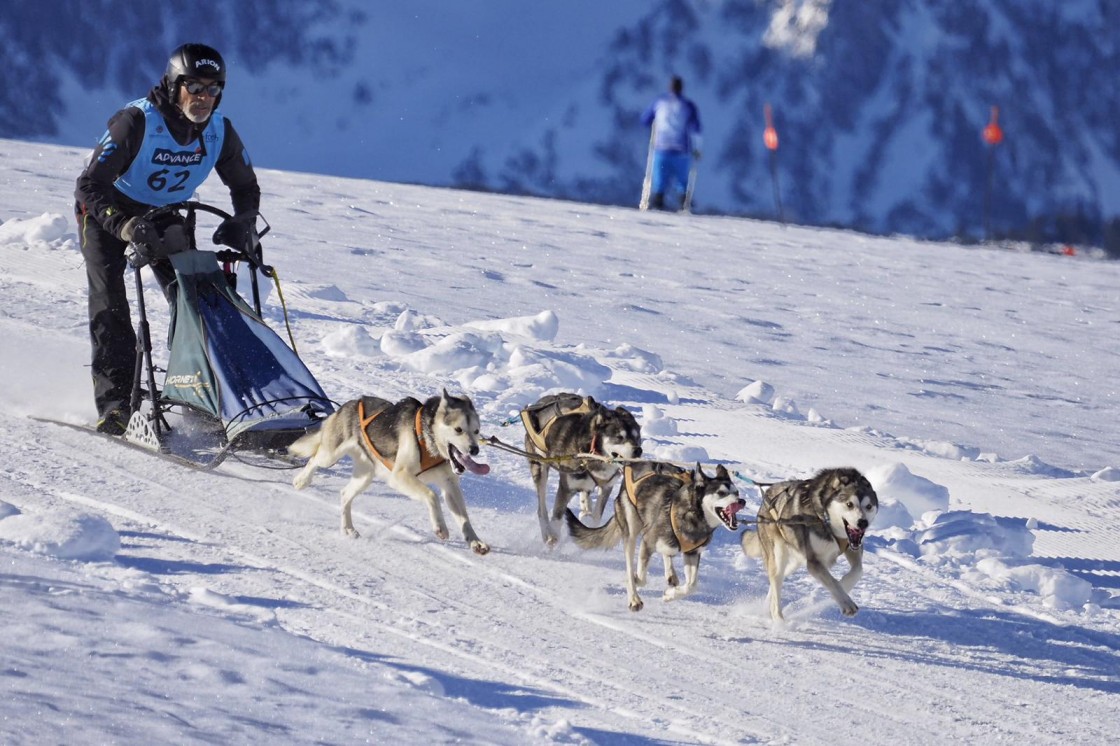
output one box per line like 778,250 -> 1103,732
181,107 -> 210,125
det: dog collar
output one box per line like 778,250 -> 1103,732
817,511 -> 851,551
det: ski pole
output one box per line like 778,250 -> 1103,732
639,124 -> 656,210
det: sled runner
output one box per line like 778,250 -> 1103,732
121,201 -> 334,467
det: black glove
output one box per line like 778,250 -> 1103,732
213,212 -> 262,266
213,215 -> 252,250
121,217 -> 156,245
122,218 -> 159,268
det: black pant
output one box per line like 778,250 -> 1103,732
78,209 -> 137,419
77,209 -> 180,417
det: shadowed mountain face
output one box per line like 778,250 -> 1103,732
6,0 -> 1117,245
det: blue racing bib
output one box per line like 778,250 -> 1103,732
114,98 -> 225,206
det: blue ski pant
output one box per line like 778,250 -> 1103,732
651,150 -> 692,197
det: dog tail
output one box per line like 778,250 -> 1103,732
740,529 -> 762,558
287,427 -> 322,460
565,508 -> 623,550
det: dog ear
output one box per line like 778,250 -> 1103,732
715,464 -> 730,479
693,462 -> 707,481
839,468 -> 863,487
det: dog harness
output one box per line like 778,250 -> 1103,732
357,399 -> 446,475
760,488 -> 849,552
520,396 -> 595,453
623,465 -> 710,554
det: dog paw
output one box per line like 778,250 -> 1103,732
342,527 -> 360,539
628,597 -> 644,612
435,527 -> 450,541
663,586 -> 691,602
470,541 -> 490,556
841,602 -> 859,617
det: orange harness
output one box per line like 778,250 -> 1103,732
358,399 -> 446,475
623,465 -> 710,554
520,396 -> 595,453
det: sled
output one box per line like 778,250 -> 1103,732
122,201 -> 334,467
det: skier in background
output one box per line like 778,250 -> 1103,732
640,75 -> 702,211
75,43 -> 260,435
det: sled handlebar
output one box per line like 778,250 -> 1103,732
129,201 -> 271,269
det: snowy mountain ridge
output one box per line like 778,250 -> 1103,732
6,0 -> 1118,246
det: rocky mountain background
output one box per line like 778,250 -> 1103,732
5,0 -> 1118,253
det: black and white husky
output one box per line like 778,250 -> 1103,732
741,467 -> 878,620
566,462 -> 743,611
521,393 -> 643,546
290,390 -> 492,554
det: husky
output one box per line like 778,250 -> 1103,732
566,462 -> 743,611
521,393 -> 643,546
290,390 -> 492,554
741,467 -> 878,620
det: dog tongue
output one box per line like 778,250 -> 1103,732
720,501 -> 745,529
847,524 -> 865,545
458,451 -> 490,476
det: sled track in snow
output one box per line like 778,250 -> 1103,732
7,421 -> 1116,743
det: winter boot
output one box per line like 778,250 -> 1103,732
96,408 -> 130,436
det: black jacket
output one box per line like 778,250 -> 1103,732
75,84 -> 260,239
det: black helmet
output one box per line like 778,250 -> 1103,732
164,43 -> 225,98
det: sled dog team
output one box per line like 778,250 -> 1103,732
291,390 -> 879,620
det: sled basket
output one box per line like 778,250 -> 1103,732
161,249 -> 333,442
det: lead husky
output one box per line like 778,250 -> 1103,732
566,462 -> 743,611
741,467 -> 878,620
290,390 -> 492,554
522,393 -> 642,546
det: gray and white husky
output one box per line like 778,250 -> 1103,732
741,467 -> 878,620
521,393 -> 643,546
290,390 -> 492,554
566,462 -> 743,611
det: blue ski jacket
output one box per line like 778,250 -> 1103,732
641,93 -> 702,153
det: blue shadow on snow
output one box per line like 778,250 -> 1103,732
835,606 -> 1120,694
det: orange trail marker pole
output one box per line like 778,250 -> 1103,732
982,105 -> 1004,241
764,104 -> 784,225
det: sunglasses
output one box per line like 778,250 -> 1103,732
183,80 -> 223,97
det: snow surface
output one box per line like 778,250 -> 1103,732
1,138 -> 1119,744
